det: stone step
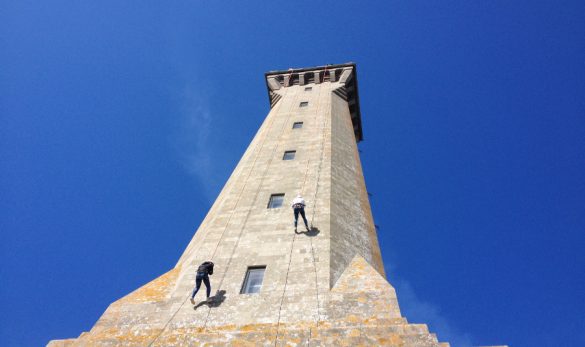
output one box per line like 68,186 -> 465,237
68,319 -> 451,347
360,323 -> 430,336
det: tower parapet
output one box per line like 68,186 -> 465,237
266,63 -> 363,142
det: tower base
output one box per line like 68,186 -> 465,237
48,256 -> 450,347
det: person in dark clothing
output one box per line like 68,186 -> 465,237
291,194 -> 310,232
190,261 -> 214,304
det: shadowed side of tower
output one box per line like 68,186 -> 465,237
49,63 -> 452,347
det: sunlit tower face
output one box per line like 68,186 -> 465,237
49,64 -> 453,347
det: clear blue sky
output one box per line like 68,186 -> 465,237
1,1 -> 584,346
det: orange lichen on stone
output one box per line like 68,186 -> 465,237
51,315 -> 450,346
239,324 -> 259,332
230,340 -> 257,347
346,314 -> 360,323
116,266 -> 181,304
332,255 -> 394,294
348,328 -> 361,337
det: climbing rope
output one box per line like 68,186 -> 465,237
306,81 -> 329,324
149,91 -> 286,347
201,85 -> 297,329
152,80 -> 330,346
274,82 -> 328,345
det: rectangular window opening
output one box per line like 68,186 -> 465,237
292,122 -> 303,129
283,150 -> 296,160
241,266 -> 266,294
267,194 -> 285,209
299,101 -> 309,107
304,87 -> 312,91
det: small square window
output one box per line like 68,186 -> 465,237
241,266 -> 266,294
292,122 -> 303,129
304,87 -> 312,91
299,101 -> 309,107
283,150 -> 296,160
267,194 -> 284,209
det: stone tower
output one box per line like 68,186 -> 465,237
49,63 -> 452,346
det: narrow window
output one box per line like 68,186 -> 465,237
283,150 -> 296,160
299,101 -> 309,107
304,87 -> 312,91
292,122 -> 303,129
241,266 -> 266,294
267,194 -> 285,209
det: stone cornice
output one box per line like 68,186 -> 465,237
264,63 -> 363,142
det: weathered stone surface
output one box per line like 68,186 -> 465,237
49,64 -> 454,346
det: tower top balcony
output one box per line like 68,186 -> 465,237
265,62 -> 363,142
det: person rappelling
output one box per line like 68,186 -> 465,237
291,193 -> 310,233
190,261 -> 214,304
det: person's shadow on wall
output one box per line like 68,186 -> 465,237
295,226 -> 320,237
194,290 -> 226,310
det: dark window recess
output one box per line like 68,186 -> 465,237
304,87 -> 312,91
283,151 -> 296,160
267,194 -> 285,209
292,122 -> 303,129
299,101 -> 309,107
240,266 -> 266,294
